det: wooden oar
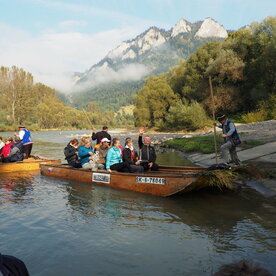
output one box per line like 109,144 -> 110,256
209,76 -> 218,164
82,108 -> 95,132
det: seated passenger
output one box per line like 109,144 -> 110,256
106,138 -> 131,173
94,138 -> 110,169
0,136 -> 4,154
78,140 -> 102,171
138,127 -> 159,171
64,139 -> 82,168
79,136 -> 90,147
9,137 -> 24,162
123,139 -> 144,173
0,137 -> 14,163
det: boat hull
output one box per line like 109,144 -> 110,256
0,158 -> 61,173
40,164 -> 206,196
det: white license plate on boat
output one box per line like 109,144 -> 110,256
136,176 -> 165,185
92,173 -> 110,184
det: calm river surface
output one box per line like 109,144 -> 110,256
0,130 -> 275,275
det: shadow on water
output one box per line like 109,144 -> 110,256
62,177 -> 276,240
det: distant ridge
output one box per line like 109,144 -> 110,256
70,17 -> 228,110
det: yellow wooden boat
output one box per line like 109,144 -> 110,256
0,157 -> 61,173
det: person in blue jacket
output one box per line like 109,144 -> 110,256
17,125 -> 33,159
78,140 -> 94,169
106,138 -> 131,173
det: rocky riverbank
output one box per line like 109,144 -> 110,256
160,120 -> 276,196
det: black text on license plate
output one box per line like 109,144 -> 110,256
136,176 -> 165,185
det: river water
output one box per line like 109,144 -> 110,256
0,130 -> 275,275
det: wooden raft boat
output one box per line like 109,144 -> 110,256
40,163 -> 208,196
0,157 -> 61,173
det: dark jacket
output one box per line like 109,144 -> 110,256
123,147 -> 139,165
64,144 -> 79,164
9,142 -> 24,162
138,136 -> 156,163
91,131 -> 111,145
0,253 -> 29,276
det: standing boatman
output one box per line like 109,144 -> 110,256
17,125 -> 33,159
91,126 -> 111,145
215,115 -> 241,165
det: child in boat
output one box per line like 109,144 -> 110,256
106,138 -> 131,173
64,139 -> 82,168
123,139 -> 144,173
0,137 -> 14,163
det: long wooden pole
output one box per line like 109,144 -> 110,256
209,76 -> 218,164
82,109 -> 95,131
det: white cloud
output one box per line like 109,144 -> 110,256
0,23 -> 143,92
76,63 -> 150,92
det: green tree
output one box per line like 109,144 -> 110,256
134,75 -> 179,127
0,66 -> 34,124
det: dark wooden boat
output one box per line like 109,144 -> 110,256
0,157 -> 61,173
40,163 -> 208,196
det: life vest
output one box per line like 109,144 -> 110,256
22,129 -> 32,144
225,120 -> 241,146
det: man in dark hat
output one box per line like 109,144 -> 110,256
215,115 -> 241,165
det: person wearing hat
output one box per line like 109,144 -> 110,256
17,125 -> 33,159
215,115 -> 241,165
94,137 -> 110,169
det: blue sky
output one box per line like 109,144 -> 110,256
0,0 -> 275,91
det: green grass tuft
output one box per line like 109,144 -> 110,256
198,170 -> 237,190
164,135 -> 222,154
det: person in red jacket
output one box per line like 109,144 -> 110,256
0,137 -> 14,163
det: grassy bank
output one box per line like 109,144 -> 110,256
164,135 -> 265,154
164,135 -> 222,154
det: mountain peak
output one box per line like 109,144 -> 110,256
195,17 -> 228,38
137,27 -> 166,53
171,18 -> 191,37
75,17 -> 229,90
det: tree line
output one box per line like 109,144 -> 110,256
134,16 -> 276,130
0,66 -> 132,131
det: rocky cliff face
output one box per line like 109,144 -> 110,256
73,17 -> 228,92
171,18 -> 192,37
195,18 -> 228,38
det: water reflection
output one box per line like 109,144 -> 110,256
0,172 -> 35,205
0,129 -> 275,275
62,178 -> 276,248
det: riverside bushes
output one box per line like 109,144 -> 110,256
134,16 -> 276,131
164,100 -> 211,131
